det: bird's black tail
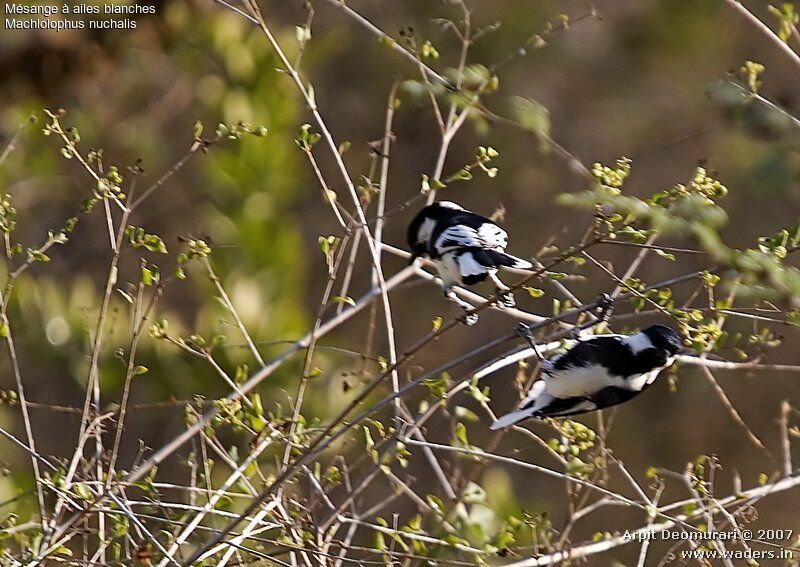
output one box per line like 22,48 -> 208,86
472,249 -> 533,270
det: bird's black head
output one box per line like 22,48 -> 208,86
406,201 -> 463,263
406,207 -> 430,264
642,325 -> 682,355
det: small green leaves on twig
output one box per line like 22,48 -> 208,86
212,393 -> 268,434
757,222 -> 800,259
739,60 -> 765,93
295,123 -> 321,150
140,264 -> 159,286
215,121 -> 268,140
421,174 -> 446,193
524,286 -> 545,298
545,419 -> 596,478
420,40 -> 440,59
512,96 -> 551,150
0,194 -> 17,234
148,318 -> 169,339
423,372 -> 450,400
363,425 -> 379,463
563,162 -> 728,248
475,146 -> 499,178
124,226 -> 168,254
318,235 -> 339,273
175,238 -> 212,279
423,146 -> 501,193
454,422 -> 470,448
332,295 -> 355,307
26,248 -> 50,264
590,157 -> 631,192
0,389 -> 18,405
768,3 -> 799,42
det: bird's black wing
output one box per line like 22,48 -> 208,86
549,336 -> 634,377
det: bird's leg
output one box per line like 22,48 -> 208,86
515,322 -> 544,362
594,292 -> 614,322
443,286 -> 478,326
489,272 -> 515,308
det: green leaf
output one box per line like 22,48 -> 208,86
73,482 -> 92,500
28,249 -> 50,263
363,426 -> 376,461
133,365 -> 148,376
524,286 -> 545,298
235,364 -> 249,384
454,422 -> 469,446
422,373 -> 448,399
142,234 -> 167,254
512,96 -> 551,148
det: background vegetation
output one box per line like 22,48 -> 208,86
2,0 -> 800,564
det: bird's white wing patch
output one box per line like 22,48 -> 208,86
490,408 -> 533,430
434,225 -> 480,254
457,251 -> 490,277
434,222 -> 508,254
477,223 -> 508,251
520,380 -> 547,409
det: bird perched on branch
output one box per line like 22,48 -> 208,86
407,201 -> 533,325
491,324 -> 682,429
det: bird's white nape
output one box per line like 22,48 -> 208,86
622,332 -> 654,354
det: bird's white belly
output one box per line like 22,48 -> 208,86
544,365 -> 663,398
436,252 -> 495,286
437,254 -> 463,286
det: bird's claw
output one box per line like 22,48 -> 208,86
495,290 -> 516,309
460,312 -> 479,326
515,322 -> 533,340
516,322 -> 544,360
595,292 -> 614,322
516,322 -> 540,351
568,326 -> 584,340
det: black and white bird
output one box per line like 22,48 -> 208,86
490,325 -> 682,429
407,201 -> 533,325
